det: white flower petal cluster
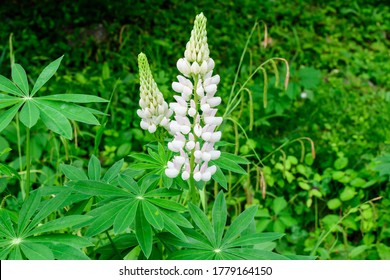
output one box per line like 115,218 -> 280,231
137,53 -> 172,133
165,13 -> 222,182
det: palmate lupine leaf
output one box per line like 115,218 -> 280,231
166,191 -> 292,260
0,56 -> 107,137
0,189 -> 93,260
66,158 -> 189,258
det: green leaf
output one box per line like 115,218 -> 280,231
334,157 -> 348,170
220,152 -> 251,164
130,153 -> 158,164
168,249 -> 215,260
273,197 -> 288,215
24,190 -> 71,234
0,245 -> 13,259
225,248 -> 289,260
8,246 -> 23,260
28,215 -> 93,236
0,163 -> 21,179
103,159 -> 124,183
212,191 -> 227,246
146,198 -> 186,212
212,157 -> 247,175
38,100 -> 100,125
222,205 -> 258,246
228,232 -> 285,247
0,94 -> 22,110
0,209 -> 15,238
26,234 -> 94,248
0,103 -> 23,133
144,188 -> 182,197
11,63 -> 29,95
135,204 -> 153,258
60,164 -> 88,181
35,102 -> 72,139
340,187 -> 356,201
47,243 -> 90,260
86,200 -> 129,236
113,200 -> 139,234
20,242 -> 54,260
160,212 -> 187,241
143,200 -> 164,230
327,198 -> 342,210
88,155 -> 101,180
188,203 -> 216,247
36,94 -> 107,103
118,173 -> 140,194
0,75 -> 24,96
31,55 -> 64,96
19,100 -> 40,128
17,190 -> 42,234
73,180 -> 130,197
212,166 -> 227,190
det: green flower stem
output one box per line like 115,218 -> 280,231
25,127 -> 31,200
105,230 -> 123,259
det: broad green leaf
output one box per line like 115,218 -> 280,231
73,180 -> 130,197
113,200 -> 139,234
139,174 -> 160,194
219,251 -> 245,260
0,94 -> 21,109
160,212 -> 187,241
225,248 -> 289,260
212,166 -> 227,190
168,249 -> 215,260
144,188 -> 182,197
118,174 -> 140,194
135,204 -> 153,258
24,190 -> 71,234
273,197 -> 288,215
0,103 -> 23,133
228,232 -> 285,247
26,234 -> 94,248
285,254 -> 317,260
38,100 -> 100,125
188,203 -> 216,247
8,246 -> 23,260
220,152 -> 251,164
143,200 -> 164,230
0,245 -> 13,260
212,157 -> 247,175
20,242 -> 54,260
327,198 -> 342,210
86,200 -> 129,236
11,63 -> 29,95
146,198 -> 186,212
36,94 -> 107,103
88,155 -> 101,180
161,210 -> 193,228
222,205 -> 258,246
35,102 -> 72,139
60,164 -> 88,181
31,55 -> 64,96
124,246 -> 141,260
130,153 -> 158,164
103,159 -> 124,183
28,215 -> 93,236
19,100 -> 40,128
0,209 -> 15,238
47,243 -> 90,260
157,231 -> 211,250
212,191 -> 227,246
340,187 -> 356,201
0,163 -> 21,179
17,190 -> 42,234
0,75 -> 24,96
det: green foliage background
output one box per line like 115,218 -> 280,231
0,0 -> 389,259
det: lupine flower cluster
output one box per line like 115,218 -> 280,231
164,13 -> 222,182
137,53 -> 172,133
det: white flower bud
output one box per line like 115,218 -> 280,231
191,61 -> 201,74
201,152 -> 211,162
201,132 -> 212,141
210,150 -> 221,160
205,84 -> 217,95
181,171 -> 190,180
177,58 -> 191,76
204,116 -> 223,126
186,141 -> 195,150
172,82 -> 184,93
201,171 -> 211,182
188,107 -> 196,117
207,97 -> 221,107
165,168 -> 180,178
193,171 -> 202,182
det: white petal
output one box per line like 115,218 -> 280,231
205,84 -> 217,95
191,61 -> 200,74
186,141 -> 195,150
172,82 -> 184,93
201,132 -> 212,141
201,152 -> 211,162
188,107 -> 196,117
165,168 -> 180,178
201,171 -> 211,182
177,58 -> 191,76
207,165 -> 217,175
193,172 -> 202,182
181,171 -> 190,180
210,131 -> 222,142
210,150 -> 221,160
180,125 -> 191,135
207,97 -> 221,107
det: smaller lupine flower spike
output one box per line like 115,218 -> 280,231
137,53 -> 172,133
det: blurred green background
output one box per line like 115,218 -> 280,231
0,0 -> 389,259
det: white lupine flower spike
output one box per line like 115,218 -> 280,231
165,13 -> 222,184
138,53 -> 172,133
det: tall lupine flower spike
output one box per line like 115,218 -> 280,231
165,13 -> 222,183
137,53 -> 172,133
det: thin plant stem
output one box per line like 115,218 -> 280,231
105,230 -> 122,259
25,127 -> 31,199
15,113 -> 25,198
